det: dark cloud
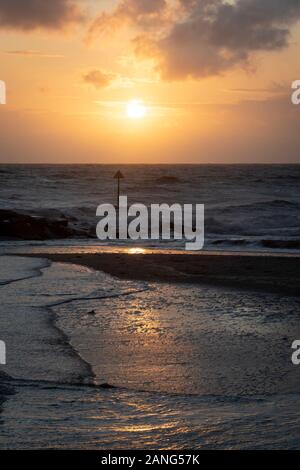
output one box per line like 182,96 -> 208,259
82,69 -> 116,89
0,0 -> 83,31
135,0 -> 300,79
87,0 -> 168,42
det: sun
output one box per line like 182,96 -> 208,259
126,99 -> 147,119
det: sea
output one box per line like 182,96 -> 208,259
0,164 -> 299,251
0,165 -> 300,449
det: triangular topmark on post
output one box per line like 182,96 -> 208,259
114,171 -> 124,179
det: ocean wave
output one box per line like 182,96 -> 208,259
218,199 -> 300,214
0,164 -> 299,252
0,374 -> 279,402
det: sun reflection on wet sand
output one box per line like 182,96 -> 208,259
124,300 -> 162,337
114,423 -> 176,433
127,248 -> 147,255
3,243 -> 298,257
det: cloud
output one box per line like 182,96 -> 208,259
82,69 -> 117,89
87,0 -> 168,42
228,82 -> 289,95
0,0 -> 84,31
3,50 -> 64,58
134,0 -> 300,79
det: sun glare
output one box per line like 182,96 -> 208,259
126,99 -> 147,119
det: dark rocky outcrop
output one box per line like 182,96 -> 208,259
0,209 -> 87,240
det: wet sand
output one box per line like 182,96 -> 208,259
22,251 -> 300,295
1,253 -> 300,448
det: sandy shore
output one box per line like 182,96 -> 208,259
22,251 -> 300,295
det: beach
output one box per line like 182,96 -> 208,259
22,249 -> 300,295
0,248 -> 300,449
0,164 -> 300,449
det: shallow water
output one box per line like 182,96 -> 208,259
0,255 -> 300,449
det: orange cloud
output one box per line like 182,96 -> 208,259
88,0 -> 300,80
82,69 -> 117,89
3,50 -> 64,58
86,0 -> 168,43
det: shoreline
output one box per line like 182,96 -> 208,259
15,250 -> 300,296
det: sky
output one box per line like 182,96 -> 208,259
0,0 -> 300,164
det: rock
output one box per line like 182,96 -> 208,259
99,383 -> 116,389
0,209 -> 81,240
157,176 -> 181,184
